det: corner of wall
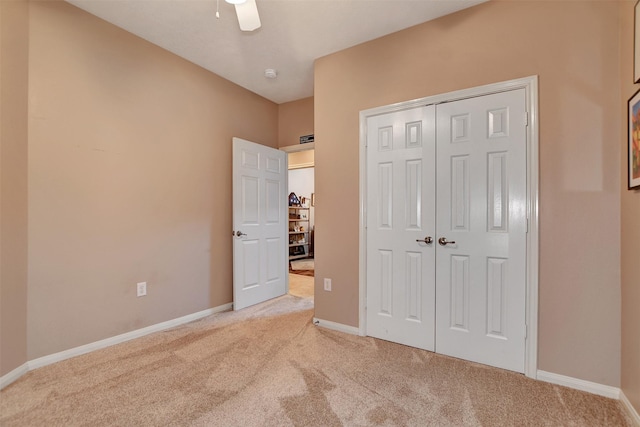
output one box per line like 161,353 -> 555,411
0,0 -> 29,378
620,0 -> 640,418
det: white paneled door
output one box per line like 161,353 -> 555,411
232,137 -> 287,311
366,106 -> 436,351
366,89 -> 527,373
435,89 -> 527,373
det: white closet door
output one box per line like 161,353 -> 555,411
365,89 -> 528,373
435,89 -> 527,373
365,106 -> 436,351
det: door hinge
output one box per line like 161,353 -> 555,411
523,112 -> 529,126
526,218 -> 529,233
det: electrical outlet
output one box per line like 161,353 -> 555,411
323,278 -> 332,291
137,282 -> 147,297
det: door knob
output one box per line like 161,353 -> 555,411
416,236 -> 433,244
438,237 -> 456,246
233,230 -> 247,237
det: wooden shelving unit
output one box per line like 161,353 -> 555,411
288,206 -> 310,260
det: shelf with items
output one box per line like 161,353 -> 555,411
289,232 -> 308,244
288,206 -> 310,260
288,207 -> 310,220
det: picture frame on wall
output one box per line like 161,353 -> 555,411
635,0 -> 640,83
628,88 -> 640,189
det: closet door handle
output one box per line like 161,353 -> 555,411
438,237 -> 455,246
416,236 -> 433,244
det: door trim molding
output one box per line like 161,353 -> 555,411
358,76 -> 540,378
280,142 -> 315,153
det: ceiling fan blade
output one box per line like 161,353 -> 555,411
234,0 -> 261,32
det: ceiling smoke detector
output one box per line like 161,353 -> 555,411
264,69 -> 277,79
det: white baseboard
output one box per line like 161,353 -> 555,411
312,317 -> 359,335
621,390 -> 640,426
29,303 -> 232,370
537,370 -> 620,399
0,303 -> 232,390
0,363 -> 29,390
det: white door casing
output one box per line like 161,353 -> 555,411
435,89 -> 527,373
232,137 -> 288,311
366,106 -> 436,351
360,77 -> 538,376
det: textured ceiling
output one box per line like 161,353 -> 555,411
65,0 -> 486,104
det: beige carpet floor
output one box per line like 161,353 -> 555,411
289,273 -> 315,299
1,277 -> 632,426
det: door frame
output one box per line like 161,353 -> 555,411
358,76 -> 539,379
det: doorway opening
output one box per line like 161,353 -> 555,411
282,144 -> 315,299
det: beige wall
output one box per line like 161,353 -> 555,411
2,0 -> 634,407
278,97 -> 314,148
25,1 -> 278,359
0,0 -> 29,376
314,1 -> 622,387
620,0 -> 640,413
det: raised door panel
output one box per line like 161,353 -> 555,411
241,176 -> 260,225
240,239 -> 260,289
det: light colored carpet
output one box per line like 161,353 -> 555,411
1,287 -> 632,426
289,273 -> 314,299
